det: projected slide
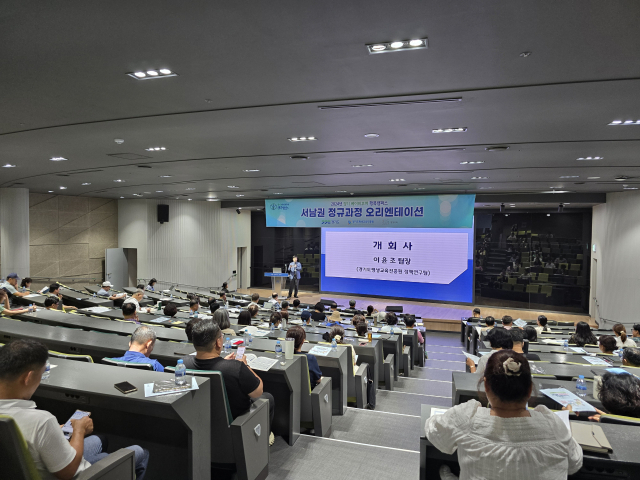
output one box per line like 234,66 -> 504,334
321,227 -> 474,303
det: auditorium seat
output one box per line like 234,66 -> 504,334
48,351 -> 93,363
101,358 -> 153,370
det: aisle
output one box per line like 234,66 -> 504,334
265,331 -> 462,479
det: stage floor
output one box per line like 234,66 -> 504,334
237,287 -> 592,326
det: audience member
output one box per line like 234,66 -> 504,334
481,316 -> 495,334
280,301 -> 290,322
502,315 -> 513,330
568,321 -> 598,347
311,302 -> 327,322
510,329 -> 540,360
328,325 -> 357,373
597,372 -> 640,419
185,317 -> 203,343
237,310 -> 252,326
622,347 -> 640,368
189,299 -> 200,315
248,293 -> 260,308
535,315 -> 549,335
111,326 -> 164,372
344,299 -> 360,315
599,335 -> 617,354
219,292 -> 229,309
1,273 -> 32,299
0,339 -> 150,479
523,325 -> 538,343
328,307 -> 342,323
426,350 -> 583,479
404,315 -> 424,345
182,321 -> 275,445
163,302 -> 178,318
381,312 -> 402,334
301,310 -> 312,325
292,298 -> 301,309
355,322 -> 369,337
270,312 -> 282,329
96,281 -> 126,301
248,304 -> 259,319
47,283 -> 78,312
467,328 -> 513,376
209,299 -> 221,314
632,324 -> 640,346
44,297 -> 59,310
123,289 -> 152,314
270,293 -> 281,312
220,282 -> 229,293
366,305 -> 378,316
286,326 -> 322,385
213,308 -> 235,336
472,308 -> 481,318
613,323 -> 636,348
0,290 -> 34,316
122,302 -> 140,324
20,277 -> 32,291
145,278 -> 157,292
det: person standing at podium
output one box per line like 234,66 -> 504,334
287,255 -> 302,299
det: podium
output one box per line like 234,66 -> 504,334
264,268 -> 289,295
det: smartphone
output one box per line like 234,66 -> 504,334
62,410 -> 90,439
236,346 -> 246,361
114,381 -> 137,394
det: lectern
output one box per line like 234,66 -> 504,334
264,267 -> 289,295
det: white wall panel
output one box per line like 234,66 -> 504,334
119,199 -> 250,289
0,188 -> 30,277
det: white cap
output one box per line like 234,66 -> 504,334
102,281 -> 113,287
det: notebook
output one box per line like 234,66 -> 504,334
570,423 -> 613,454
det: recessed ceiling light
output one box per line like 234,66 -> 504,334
576,156 -> 602,160
159,175 -> 172,178
352,164 -> 374,168
132,193 -> 142,197
227,185 -> 239,189
207,198 -> 218,201
243,169 -> 260,172
81,183 -> 91,186
186,187 -> 195,190
471,177 -> 488,180
335,190 -> 347,193
478,187 -> 493,189
432,128 -> 467,133
364,133 -> 379,138
59,186 -> 67,190
460,161 -> 484,165
187,198 -> 193,201
414,187 -> 427,190
145,147 -> 166,151
48,190 -> 54,193
113,179 -> 125,182
273,193 -> 283,195
2,164 -> 16,168
485,146 -> 509,152
587,177 -> 600,180
49,157 -> 67,162
366,38 -> 428,54
156,190 -> 163,193
559,176 -> 579,179
609,119 -> 640,125
120,196 -> 125,198
389,179 -> 405,182
288,136 -> 317,142
541,190 -> 571,193
127,69 -> 177,80
290,155 -> 308,160
236,194 -> 245,197
510,204 -> 516,207
547,213 -> 551,217
624,187 -> 639,190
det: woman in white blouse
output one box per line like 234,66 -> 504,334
613,323 -> 636,348
426,350 -> 583,480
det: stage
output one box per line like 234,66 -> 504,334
237,287 -> 593,331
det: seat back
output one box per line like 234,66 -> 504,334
49,351 -> 93,363
0,415 -> 42,480
295,354 -> 314,423
600,414 -> 640,426
101,358 -> 153,370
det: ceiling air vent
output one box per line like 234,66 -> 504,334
318,98 -> 461,110
107,153 -> 151,160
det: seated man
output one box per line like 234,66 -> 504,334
0,339 -> 149,479
123,289 -> 152,314
481,316 -> 495,334
501,315 -> 514,330
343,299 -> 361,315
47,283 -> 77,312
219,293 -> 229,309
96,281 -> 126,301
121,302 -> 140,324
509,328 -> 540,361
622,347 -> 640,368
291,298 -> 301,310
248,293 -> 260,309
466,328 -> 513,376
248,304 -> 259,320
189,299 -> 200,316
472,307 -> 481,319
183,320 -> 275,445
163,302 -> 178,318
280,301 -> 290,322
1,272 -> 33,300
269,293 -> 281,312
111,326 -> 164,372
44,297 -> 60,310
404,315 -> 424,345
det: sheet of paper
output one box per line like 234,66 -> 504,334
143,377 -> 199,397
252,330 -> 270,337
514,319 -> 527,328
554,409 -> 571,433
84,306 -> 111,313
23,293 -> 41,298
148,317 -> 171,323
245,353 -> 257,363
248,356 -> 278,371
462,350 -> 480,364
570,347 -> 587,354
309,345 -> 333,356
540,388 -> 595,412
582,356 -> 611,366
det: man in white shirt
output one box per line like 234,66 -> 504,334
123,289 -> 151,313
96,281 -> 126,301
269,292 -> 281,312
0,339 -> 149,479
247,293 -> 260,309
466,328 -> 513,376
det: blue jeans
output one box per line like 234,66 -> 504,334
84,435 -> 149,480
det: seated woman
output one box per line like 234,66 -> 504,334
613,323 -> 636,348
523,325 -> 538,343
366,305 -> 378,316
599,335 -> 617,354
535,315 -> 550,335
19,277 -> 32,292
622,347 -> 640,368
237,310 -> 252,326
311,302 -> 327,322
328,325 -> 357,373
568,321 -> 598,347
286,325 -> 322,386
582,372 -> 640,422
146,278 -> 157,292
355,321 -> 369,338
248,304 -> 259,320
0,290 -> 34,316
213,309 -> 235,336
270,312 -> 282,330
426,350 -> 583,480
404,315 -> 424,345
380,312 -> 402,334
352,314 -> 366,328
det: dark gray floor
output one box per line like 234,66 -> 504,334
266,330 -> 462,479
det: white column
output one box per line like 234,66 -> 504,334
0,188 -> 30,278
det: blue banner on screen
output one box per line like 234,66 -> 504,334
320,227 -> 474,303
265,194 -> 475,228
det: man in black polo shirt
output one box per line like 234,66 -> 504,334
47,283 -> 77,312
182,320 -> 275,445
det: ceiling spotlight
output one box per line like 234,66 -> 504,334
236,208 -> 242,214
2,164 -> 16,168
352,164 -> 373,168
49,157 -> 68,161
371,44 -> 386,51
134,72 -> 146,78
59,186 -> 67,190
366,38 -> 428,54
187,198 -> 193,201
186,187 -> 195,190
243,169 -> 260,172
147,70 -> 159,76
485,146 -> 509,152
48,190 -> 54,193
471,176 -> 488,180
120,196 -> 124,199
558,204 -> 564,213
145,147 -> 166,151
409,39 -> 423,46
288,136 -> 317,142
587,177 -> 600,180
500,203 -> 505,212
81,183 -> 91,186
519,51 -> 531,57
236,194 -> 245,197
433,127 -> 467,133
159,69 -> 172,75
576,156 -> 601,160
547,213 -> 551,217
389,179 -> 405,182
390,41 -> 404,48
559,176 -> 579,179
228,185 -> 239,189
127,69 -> 178,80
364,133 -> 379,138
113,179 -> 125,182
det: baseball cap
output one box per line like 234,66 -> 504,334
6,273 -> 19,279
102,281 -> 113,287
301,310 -> 312,322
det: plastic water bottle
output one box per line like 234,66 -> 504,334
270,323 -> 275,332
194,310 -> 198,318
29,303 -> 33,312
618,349 -> 624,360
563,339 -> 569,352
175,359 -> 186,385
189,310 -> 194,318
331,338 -> 338,351
42,359 -> 51,380
575,375 -> 587,397
275,340 -> 282,358
224,337 -> 230,354
93,292 -> 96,298
247,332 -> 253,347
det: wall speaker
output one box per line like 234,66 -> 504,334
385,305 -> 403,313
157,204 -> 169,224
